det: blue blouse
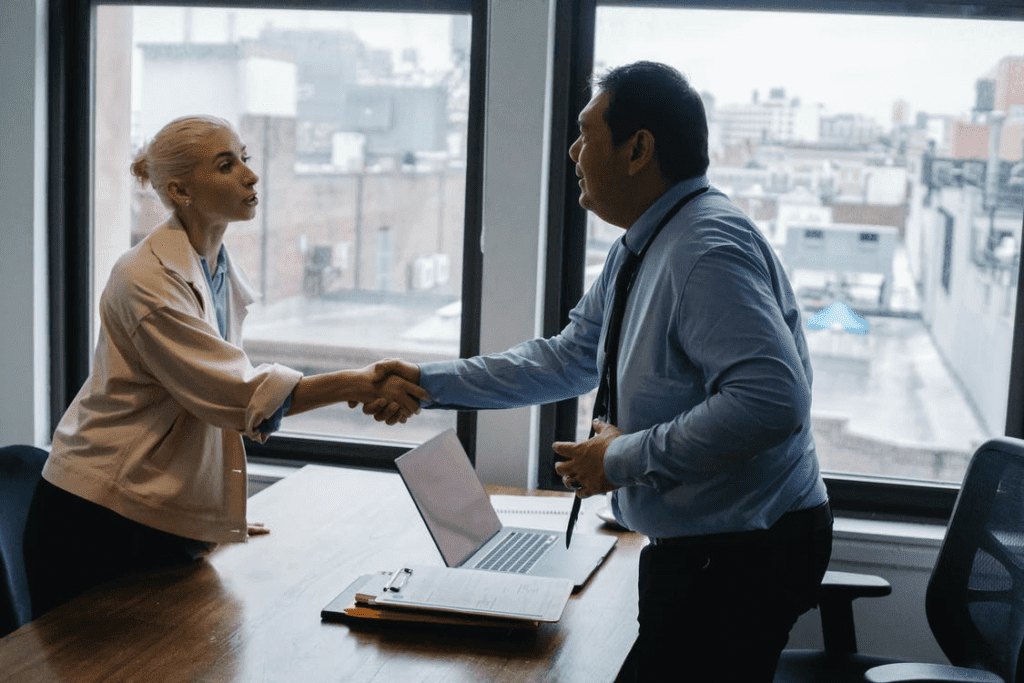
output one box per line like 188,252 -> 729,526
200,247 -> 291,434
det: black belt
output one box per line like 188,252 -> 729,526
649,500 -> 833,547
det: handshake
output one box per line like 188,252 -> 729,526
350,359 -> 427,425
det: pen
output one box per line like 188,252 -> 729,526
565,495 -> 581,548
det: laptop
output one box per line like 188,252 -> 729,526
395,429 -> 617,591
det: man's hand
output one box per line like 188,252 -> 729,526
552,419 -> 621,498
349,359 -> 427,425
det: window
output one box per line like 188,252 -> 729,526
543,1 -> 1024,508
940,208 -> 955,293
56,0 -> 484,464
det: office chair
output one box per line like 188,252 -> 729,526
0,444 -> 47,638
775,437 -> 1024,683
774,570 -> 896,682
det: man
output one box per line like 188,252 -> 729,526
378,61 -> 831,681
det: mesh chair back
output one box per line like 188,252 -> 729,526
926,437 -> 1024,683
0,445 -> 47,636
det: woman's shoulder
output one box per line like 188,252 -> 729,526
101,224 -> 198,322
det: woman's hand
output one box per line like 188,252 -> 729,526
288,360 -> 428,423
352,360 -> 429,425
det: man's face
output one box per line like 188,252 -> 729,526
568,92 -> 632,227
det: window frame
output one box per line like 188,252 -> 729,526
49,0 -> 487,466
538,0 -> 1024,521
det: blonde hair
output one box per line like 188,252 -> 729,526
130,115 -> 234,208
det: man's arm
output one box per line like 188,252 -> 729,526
361,270 -> 611,420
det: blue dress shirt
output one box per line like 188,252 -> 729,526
419,175 -> 827,538
200,247 -> 291,434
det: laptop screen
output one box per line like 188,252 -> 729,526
395,430 -> 503,567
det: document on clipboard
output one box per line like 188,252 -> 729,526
321,565 -> 574,628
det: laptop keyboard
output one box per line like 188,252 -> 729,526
476,531 -> 557,574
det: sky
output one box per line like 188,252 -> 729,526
130,7 -> 460,73
596,7 -> 1024,124
127,6 -> 1024,125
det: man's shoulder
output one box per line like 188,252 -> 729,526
683,188 -> 766,246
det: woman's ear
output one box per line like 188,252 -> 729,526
166,179 -> 192,209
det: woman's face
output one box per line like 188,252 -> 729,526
180,127 -> 259,224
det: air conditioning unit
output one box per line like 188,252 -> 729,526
413,255 -> 436,290
332,242 -> 350,270
433,254 -> 450,284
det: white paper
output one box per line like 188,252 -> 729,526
371,564 -> 573,622
490,494 -> 574,532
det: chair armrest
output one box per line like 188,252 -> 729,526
817,570 -> 892,654
865,662 -> 1003,683
819,570 -> 892,600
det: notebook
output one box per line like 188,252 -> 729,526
395,429 -> 617,591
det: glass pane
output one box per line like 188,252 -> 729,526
590,6 -> 1024,484
94,5 -> 470,443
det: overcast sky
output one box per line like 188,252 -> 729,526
129,6 -> 1024,125
131,7 -> 458,72
596,7 -> 1024,124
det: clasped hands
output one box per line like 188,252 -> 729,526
350,359 -> 427,425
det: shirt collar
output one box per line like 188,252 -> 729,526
148,214 -> 206,286
623,174 -> 709,254
147,215 -> 257,307
199,245 -> 227,282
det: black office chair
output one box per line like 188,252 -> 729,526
0,444 -> 47,637
775,437 -> 1024,683
774,570 -> 896,682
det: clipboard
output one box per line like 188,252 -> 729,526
321,565 -> 574,629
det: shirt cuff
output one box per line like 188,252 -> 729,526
417,359 -> 467,408
244,364 -> 302,442
256,393 -> 293,435
603,430 -> 645,487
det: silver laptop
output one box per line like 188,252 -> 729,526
395,429 -> 617,591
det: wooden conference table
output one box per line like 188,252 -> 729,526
0,464 -> 642,682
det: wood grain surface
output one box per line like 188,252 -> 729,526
0,465 -> 642,683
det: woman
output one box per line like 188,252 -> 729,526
24,115 -> 427,617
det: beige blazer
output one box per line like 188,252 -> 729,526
45,216 -> 302,543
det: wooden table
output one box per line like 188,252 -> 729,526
0,465 -> 643,682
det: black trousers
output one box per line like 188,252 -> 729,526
23,479 -> 209,619
631,503 -> 833,682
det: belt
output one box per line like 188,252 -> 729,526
649,500 -> 833,547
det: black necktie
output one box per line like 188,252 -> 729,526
564,186 -> 708,548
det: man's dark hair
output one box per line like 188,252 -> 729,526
597,61 -> 710,183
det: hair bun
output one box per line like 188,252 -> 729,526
130,152 -> 150,186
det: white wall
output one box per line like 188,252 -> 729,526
923,186 -> 1015,436
241,56 -> 297,118
140,57 -> 241,141
0,0 -> 49,447
473,0 -> 556,488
